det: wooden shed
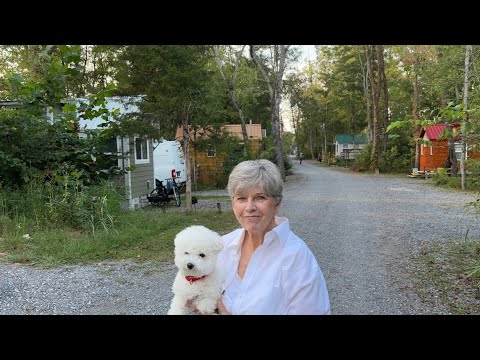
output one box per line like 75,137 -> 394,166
175,124 -> 264,185
418,123 -> 479,171
418,124 -> 451,171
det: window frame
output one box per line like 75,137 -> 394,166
206,144 -> 216,157
134,136 -> 150,164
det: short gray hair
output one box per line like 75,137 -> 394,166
227,159 -> 283,203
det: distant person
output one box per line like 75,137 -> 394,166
188,159 -> 330,314
299,153 -> 304,164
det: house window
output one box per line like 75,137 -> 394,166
102,136 -> 118,154
454,143 -> 463,160
430,146 -> 433,156
207,144 -> 216,157
420,145 -> 423,156
135,137 -> 149,164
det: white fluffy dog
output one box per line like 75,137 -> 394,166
168,225 -> 224,315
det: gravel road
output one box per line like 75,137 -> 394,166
1,159 -> 479,314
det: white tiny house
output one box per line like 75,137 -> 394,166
334,134 -> 366,160
153,140 -> 186,189
77,96 -> 155,209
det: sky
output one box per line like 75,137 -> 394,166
299,45 -> 317,65
281,45 -> 317,132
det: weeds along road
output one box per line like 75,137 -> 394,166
283,159 -> 479,314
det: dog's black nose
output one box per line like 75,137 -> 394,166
187,263 -> 194,269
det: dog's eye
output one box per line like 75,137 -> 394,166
199,253 -> 205,258
184,252 -> 189,255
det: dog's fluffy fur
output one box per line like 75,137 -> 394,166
168,225 -> 224,315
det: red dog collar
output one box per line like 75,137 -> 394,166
185,275 -> 207,284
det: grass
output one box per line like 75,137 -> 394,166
412,238 -> 480,314
0,208 -> 239,268
192,195 -> 230,200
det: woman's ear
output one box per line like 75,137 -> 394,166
274,200 -> 282,213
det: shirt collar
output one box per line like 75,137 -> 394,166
268,216 -> 289,247
228,216 -> 290,254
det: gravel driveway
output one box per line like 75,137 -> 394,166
1,160 -> 478,314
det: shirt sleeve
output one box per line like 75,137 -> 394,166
283,264 -> 331,315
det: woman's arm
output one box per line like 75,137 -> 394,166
285,266 -> 330,315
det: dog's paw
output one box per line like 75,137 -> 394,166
196,299 -> 218,315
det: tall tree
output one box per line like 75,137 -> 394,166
396,45 -> 436,169
356,46 -> 373,143
365,45 -> 380,173
250,45 -> 291,179
461,45 -> 472,190
214,45 -> 249,154
377,46 -> 390,152
112,45 -> 215,211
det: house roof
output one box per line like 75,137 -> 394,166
224,124 -> 262,140
422,123 -> 461,141
175,124 -> 263,142
424,124 -> 445,141
174,127 -> 214,141
335,134 -> 366,144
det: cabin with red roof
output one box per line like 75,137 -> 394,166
419,123 -> 479,171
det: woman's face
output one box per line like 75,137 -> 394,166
232,185 -> 281,236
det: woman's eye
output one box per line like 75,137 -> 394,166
199,253 -> 205,258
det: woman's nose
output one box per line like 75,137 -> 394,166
245,198 -> 256,211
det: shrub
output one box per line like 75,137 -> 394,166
352,144 -> 372,172
0,178 -> 124,235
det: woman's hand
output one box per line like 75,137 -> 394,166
186,299 -> 199,313
186,299 -> 229,315
216,299 -> 231,315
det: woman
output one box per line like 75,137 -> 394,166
216,159 -> 330,315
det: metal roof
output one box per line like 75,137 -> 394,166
335,134 -> 366,144
425,124 -> 446,141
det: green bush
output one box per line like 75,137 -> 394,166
221,143 -> 249,187
322,153 -> 336,166
465,159 -> 480,191
433,172 -> 462,188
352,144 -> 372,171
0,178 -> 124,235
379,145 -> 413,173
258,145 -> 293,175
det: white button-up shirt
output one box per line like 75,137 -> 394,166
218,217 -> 330,315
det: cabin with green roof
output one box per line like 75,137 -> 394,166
334,134 -> 366,160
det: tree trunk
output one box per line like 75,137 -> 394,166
412,60 -> 421,169
366,45 -> 379,173
193,131 -> 198,192
272,90 -> 285,178
182,109 -> 192,212
376,45 -> 389,153
291,104 -> 301,159
461,45 -> 472,190
308,128 -> 314,160
323,121 -> 327,162
250,45 -> 288,179
214,46 -> 249,155
357,47 -> 372,143
446,123 -> 458,176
